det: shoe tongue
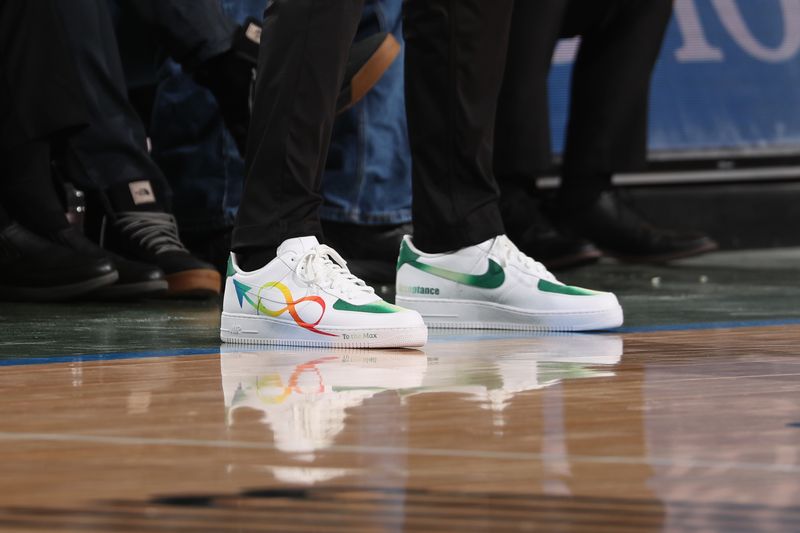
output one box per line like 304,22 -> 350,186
277,236 -> 320,257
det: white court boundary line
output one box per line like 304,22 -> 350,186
0,431 -> 797,474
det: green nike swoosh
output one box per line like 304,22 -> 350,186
407,259 -> 505,289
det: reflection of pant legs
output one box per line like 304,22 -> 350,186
55,0 -> 168,196
561,365 -> 663,514
117,0 -> 236,70
231,0 -> 364,257
494,0 -> 567,187
405,0 -> 513,253
561,0 -> 673,195
321,0 -> 412,226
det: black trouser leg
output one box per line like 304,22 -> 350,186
0,0 -> 87,148
560,0 -> 673,196
495,0 -> 568,187
55,0 -> 169,199
404,0 -> 514,253
231,0 -> 364,261
0,141 -> 70,236
0,203 -> 9,229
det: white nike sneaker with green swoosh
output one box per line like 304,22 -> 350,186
395,235 -> 623,331
221,236 -> 427,347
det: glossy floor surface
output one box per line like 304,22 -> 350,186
1,249 -> 799,532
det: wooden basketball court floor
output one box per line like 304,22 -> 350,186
1,249 -> 799,532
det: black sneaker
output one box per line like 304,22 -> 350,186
500,185 -> 601,270
53,226 -> 168,300
552,191 -> 719,263
0,223 -> 118,301
323,220 -> 411,283
96,211 -> 221,298
87,180 -> 221,298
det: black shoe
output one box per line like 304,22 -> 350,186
337,32 -> 401,113
323,221 -> 411,283
53,227 -> 168,300
500,185 -> 601,270
85,181 -> 221,298
0,223 -> 118,301
552,191 -> 719,263
94,211 -> 221,298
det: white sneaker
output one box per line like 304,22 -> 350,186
395,235 -> 623,331
221,236 -> 427,347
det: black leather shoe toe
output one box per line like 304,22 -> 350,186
0,223 -> 118,301
552,191 -> 718,263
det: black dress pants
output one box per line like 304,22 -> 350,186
404,0 -> 515,253
0,0 -> 88,232
495,0 -> 673,188
232,0 -> 514,256
55,0 -> 168,198
0,0 -> 87,149
232,0 -> 364,254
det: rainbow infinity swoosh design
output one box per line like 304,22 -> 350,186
234,280 -> 336,337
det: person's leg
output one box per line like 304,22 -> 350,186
231,0 -> 364,269
221,0 -> 427,348
0,141 -> 70,237
321,0 -> 413,282
396,0 -> 623,332
0,0 -> 86,148
494,0 -> 566,189
403,0 -> 511,254
492,0 -> 601,270
55,0 -> 168,197
0,0 -> 120,300
554,0 -> 717,262
559,0 -> 673,203
52,0 -> 220,298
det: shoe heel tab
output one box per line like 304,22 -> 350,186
397,238 -> 420,271
227,253 -> 240,277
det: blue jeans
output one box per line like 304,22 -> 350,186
150,0 -> 411,232
320,0 -> 412,225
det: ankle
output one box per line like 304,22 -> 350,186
236,248 -> 277,272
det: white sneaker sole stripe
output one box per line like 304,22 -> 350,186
395,296 -> 623,332
220,312 -> 428,348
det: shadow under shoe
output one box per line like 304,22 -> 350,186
0,223 -> 117,301
551,191 -> 719,263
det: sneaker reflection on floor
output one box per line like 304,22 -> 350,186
220,334 -> 623,484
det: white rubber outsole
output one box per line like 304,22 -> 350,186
220,312 -> 428,348
395,296 -> 624,332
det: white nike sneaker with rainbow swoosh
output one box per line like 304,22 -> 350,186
395,235 -> 623,331
221,236 -> 427,347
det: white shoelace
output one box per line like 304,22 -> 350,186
296,245 -> 375,300
492,235 -> 557,283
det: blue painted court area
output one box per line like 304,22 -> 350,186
1,248 -> 800,365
